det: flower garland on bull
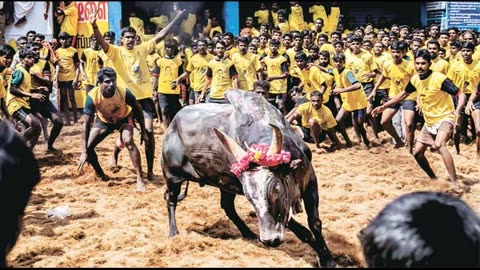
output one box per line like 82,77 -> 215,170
231,143 -> 301,177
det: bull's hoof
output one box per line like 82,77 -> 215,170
168,230 -> 179,238
318,255 -> 337,268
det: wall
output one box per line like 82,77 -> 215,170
5,2 -> 54,48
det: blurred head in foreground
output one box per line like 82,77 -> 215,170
359,191 -> 480,268
0,120 -> 41,267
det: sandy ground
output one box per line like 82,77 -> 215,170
6,121 -> 480,268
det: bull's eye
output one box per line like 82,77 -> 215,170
272,182 -> 281,194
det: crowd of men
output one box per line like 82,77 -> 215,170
0,2 -> 480,188
1,1 -> 480,268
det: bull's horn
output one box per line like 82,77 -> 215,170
214,128 -> 247,161
267,124 -> 283,155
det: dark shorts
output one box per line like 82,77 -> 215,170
351,108 -> 366,118
30,98 -> 59,119
373,89 -> 388,107
188,88 -> 208,103
324,94 -> 338,116
474,100 -> 480,110
12,107 -> 31,123
362,82 -> 374,103
300,126 -> 327,143
157,93 -> 182,120
138,98 -> 155,120
416,120 -> 454,146
389,99 -> 416,111
93,113 -> 134,133
58,81 -> 73,90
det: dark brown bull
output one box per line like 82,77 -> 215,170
161,89 -> 335,267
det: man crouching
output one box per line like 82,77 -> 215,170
77,67 -> 149,191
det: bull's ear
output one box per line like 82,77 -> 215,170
267,123 -> 283,155
214,128 -> 247,161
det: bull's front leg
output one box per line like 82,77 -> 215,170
164,181 -> 183,238
302,174 -> 336,268
220,190 -> 257,240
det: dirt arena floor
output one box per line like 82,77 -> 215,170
7,122 -> 480,267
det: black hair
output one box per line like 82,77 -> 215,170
97,67 -> 117,84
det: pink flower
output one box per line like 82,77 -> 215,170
230,144 -> 292,177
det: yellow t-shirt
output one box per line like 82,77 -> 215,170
155,57 -> 183,95
81,48 -> 101,85
106,39 -> 157,100
61,2 -> 78,37
373,53 -> 391,90
129,17 -> 144,37
289,5 -> 307,31
207,58 -> 236,99
296,101 -> 337,129
320,65 -> 335,104
309,5 -> 328,24
186,53 -> 214,92
232,52 -> 262,91
410,72 -> 456,126
262,54 -> 288,94
180,13 -> 197,36
326,7 -> 340,33
270,11 -> 278,27
278,21 -> 290,35
307,65 -> 326,99
286,48 -> 309,72
56,47 -> 78,82
150,15 -> 169,29
333,68 -> 368,111
0,75 -> 5,100
146,53 -> 160,84
346,50 -> 375,83
87,85 -> 132,124
431,57 -> 449,75
209,26 -> 223,39
446,60 -> 480,95
30,60 -> 52,90
381,59 -> 416,100
7,66 -> 31,114
254,9 -> 269,25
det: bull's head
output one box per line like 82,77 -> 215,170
214,124 -> 298,247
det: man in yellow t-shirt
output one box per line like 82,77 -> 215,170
372,49 -> 467,183
54,32 -> 80,126
372,41 -> 416,152
232,36 -> 263,91
90,8 -> 186,181
77,67 -> 149,192
446,41 -> 480,146
80,35 -> 102,93
6,48 -> 45,150
288,1 -> 307,31
172,39 -> 214,105
152,39 -> 183,130
199,40 -> 238,104
56,1 -> 78,46
287,91 -> 342,154
254,2 -> 269,25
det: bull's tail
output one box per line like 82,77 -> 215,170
177,180 -> 190,201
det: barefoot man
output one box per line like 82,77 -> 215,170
77,67 -> 149,191
372,49 -> 466,182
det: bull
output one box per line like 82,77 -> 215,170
0,120 -> 41,267
161,89 -> 336,267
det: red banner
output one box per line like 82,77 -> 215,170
76,1 -> 108,22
